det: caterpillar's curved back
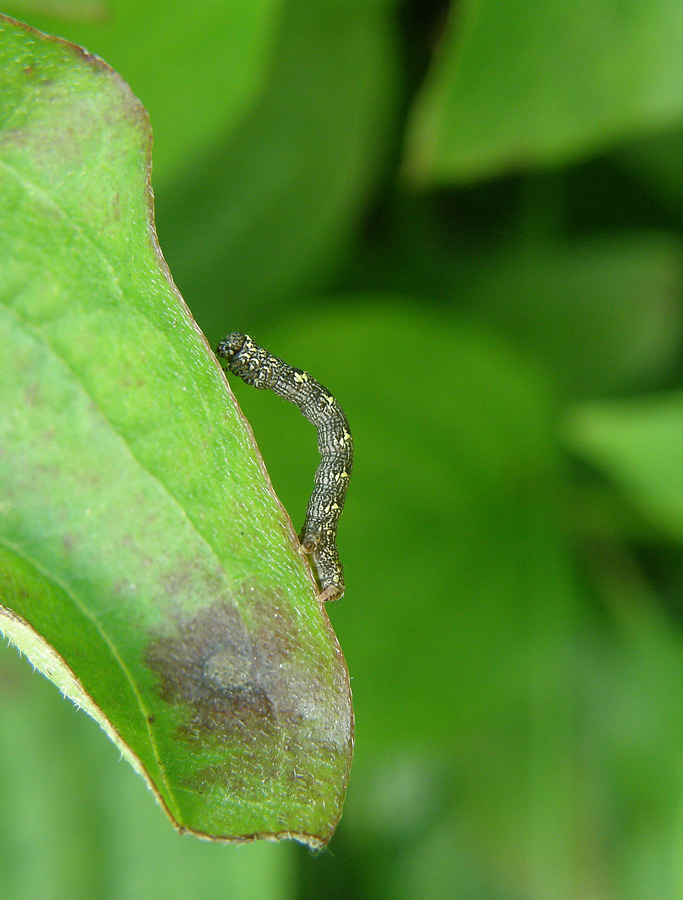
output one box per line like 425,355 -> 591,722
216,332 -> 353,602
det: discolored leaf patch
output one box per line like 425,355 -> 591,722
145,591 -> 352,843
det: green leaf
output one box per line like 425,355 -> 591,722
405,0 -> 683,185
564,392 -> 683,543
238,304 -> 582,897
619,126 -> 683,217
156,0 -> 401,329
582,558 -> 683,900
5,0 -> 106,23
1,0 -> 283,187
0,15 -> 352,847
464,231 -> 683,397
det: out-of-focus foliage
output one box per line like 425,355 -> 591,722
3,0 -> 683,897
405,0 -> 683,184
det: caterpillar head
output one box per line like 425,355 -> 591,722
216,332 -> 250,362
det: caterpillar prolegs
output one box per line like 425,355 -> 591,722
216,333 -> 353,601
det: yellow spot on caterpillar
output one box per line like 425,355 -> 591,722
293,370 -> 308,383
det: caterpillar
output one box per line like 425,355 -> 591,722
216,333 -> 353,602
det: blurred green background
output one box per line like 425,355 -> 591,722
3,0 -> 683,897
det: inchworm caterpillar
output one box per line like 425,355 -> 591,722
216,333 -> 353,601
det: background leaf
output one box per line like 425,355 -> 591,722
565,393 -> 683,542
462,231 -> 683,397
232,303 -> 581,899
6,0 -> 107,22
156,0 -> 402,329
404,0 -> 683,184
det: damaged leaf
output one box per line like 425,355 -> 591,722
0,15 -> 352,847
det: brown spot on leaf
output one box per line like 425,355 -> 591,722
145,600 -> 269,744
144,587 -> 353,804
